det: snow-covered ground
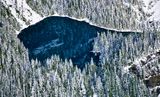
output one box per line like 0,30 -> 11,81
142,0 -> 160,21
1,0 -> 143,34
1,0 -> 42,31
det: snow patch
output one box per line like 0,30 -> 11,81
143,0 -> 152,8
1,0 -> 42,34
93,93 -> 98,97
14,29 -> 20,35
142,0 -> 160,21
149,1 -> 160,21
123,2 -> 142,21
1,0 -> 27,28
150,85 -> 160,91
123,65 -> 132,73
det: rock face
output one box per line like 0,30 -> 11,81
129,50 -> 160,82
18,16 -> 138,68
128,50 -> 160,95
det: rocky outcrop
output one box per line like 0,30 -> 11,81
144,75 -> 160,88
129,49 -> 160,95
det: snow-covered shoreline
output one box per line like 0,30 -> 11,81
1,0 -> 143,34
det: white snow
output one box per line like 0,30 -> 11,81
1,0 -> 143,34
123,2 -> 142,21
149,1 -> 160,21
142,0 -> 160,21
143,0 -> 151,8
150,85 -> 160,92
1,0 -> 27,28
1,0 -> 42,33
14,29 -> 19,35
80,81 -> 86,95
93,93 -> 98,97
123,65 -> 132,73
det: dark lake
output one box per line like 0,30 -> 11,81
18,16 -> 141,68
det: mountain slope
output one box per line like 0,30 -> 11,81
1,0 -> 146,33
1,0 -> 160,96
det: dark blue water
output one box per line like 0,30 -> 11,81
18,16 -> 140,69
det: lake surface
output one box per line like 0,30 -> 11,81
18,16 -> 140,68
